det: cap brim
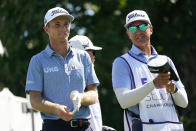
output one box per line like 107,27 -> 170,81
54,14 -> 74,22
63,15 -> 74,22
85,46 -> 102,51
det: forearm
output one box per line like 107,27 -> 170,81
81,90 -> 98,106
114,81 -> 155,109
29,91 -> 74,121
29,91 -> 60,114
172,87 -> 188,108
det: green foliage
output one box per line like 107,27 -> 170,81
0,0 -> 196,130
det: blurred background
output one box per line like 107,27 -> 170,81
0,0 -> 196,130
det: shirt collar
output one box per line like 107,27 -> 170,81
45,44 -> 55,57
151,46 -> 158,55
45,44 -> 74,57
129,44 -> 158,56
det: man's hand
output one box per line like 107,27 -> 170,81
153,72 -> 171,88
166,81 -> 176,93
56,104 -> 74,121
153,72 -> 177,93
70,90 -> 81,113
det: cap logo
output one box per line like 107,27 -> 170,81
51,9 -> 68,16
128,13 -> 145,21
83,44 -> 88,49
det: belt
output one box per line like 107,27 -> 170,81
43,119 -> 90,128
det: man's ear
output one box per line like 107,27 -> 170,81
150,25 -> 153,35
126,30 -> 132,39
43,26 -> 48,34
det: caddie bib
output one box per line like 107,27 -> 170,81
122,53 -> 183,131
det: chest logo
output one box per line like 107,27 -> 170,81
71,65 -> 75,70
44,66 -> 59,73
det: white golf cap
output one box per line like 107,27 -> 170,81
44,7 -> 74,26
124,10 -> 151,28
69,35 -> 102,51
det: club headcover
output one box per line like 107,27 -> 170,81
147,55 -> 179,81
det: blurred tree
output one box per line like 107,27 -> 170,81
0,0 -> 196,130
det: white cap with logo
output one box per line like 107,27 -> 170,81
44,7 -> 74,26
124,10 -> 151,28
69,35 -> 102,51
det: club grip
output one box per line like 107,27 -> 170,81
169,66 -> 179,81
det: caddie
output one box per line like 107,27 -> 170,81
112,10 -> 188,131
69,35 -> 117,131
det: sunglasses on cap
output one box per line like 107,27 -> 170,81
128,23 -> 149,34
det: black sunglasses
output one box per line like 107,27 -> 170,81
86,50 -> 96,55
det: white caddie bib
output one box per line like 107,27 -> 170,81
89,103 -> 102,130
122,54 -> 183,131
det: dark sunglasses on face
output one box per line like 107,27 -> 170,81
87,50 -> 96,56
92,50 -> 96,56
128,23 -> 149,34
